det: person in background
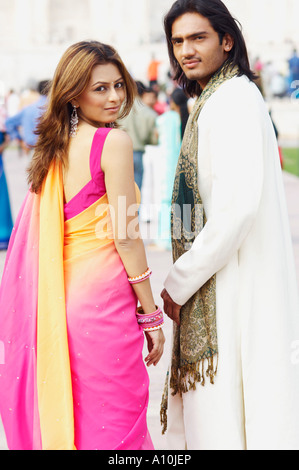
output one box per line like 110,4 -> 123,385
156,88 -> 189,249
5,80 -> 49,157
0,104 -> 13,250
142,86 -> 168,116
121,81 -> 158,191
253,56 -> 264,95
147,54 -> 161,88
270,71 -> 287,99
18,79 -> 41,109
288,48 -> 299,97
171,87 -> 189,138
5,90 -> 20,118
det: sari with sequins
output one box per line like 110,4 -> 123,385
0,128 -> 154,450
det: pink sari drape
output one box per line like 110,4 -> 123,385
0,191 -> 42,449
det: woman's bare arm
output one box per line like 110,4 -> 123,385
101,129 -> 157,314
101,129 -> 165,366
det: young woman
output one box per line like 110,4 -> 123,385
0,41 -> 165,451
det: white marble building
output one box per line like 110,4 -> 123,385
0,0 -> 298,92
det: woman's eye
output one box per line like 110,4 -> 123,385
115,82 -> 124,89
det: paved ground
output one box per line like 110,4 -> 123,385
1,145 -> 299,450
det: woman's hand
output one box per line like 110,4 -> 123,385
144,329 -> 165,367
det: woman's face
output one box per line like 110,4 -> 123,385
74,63 -> 126,126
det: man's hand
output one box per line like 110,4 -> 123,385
160,288 -> 181,326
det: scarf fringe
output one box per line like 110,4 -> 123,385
160,354 -> 218,435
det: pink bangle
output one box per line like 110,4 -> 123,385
128,267 -> 152,285
136,306 -> 164,331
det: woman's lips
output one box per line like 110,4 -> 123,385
105,106 -> 120,112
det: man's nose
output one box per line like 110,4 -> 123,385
182,40 -> 196,57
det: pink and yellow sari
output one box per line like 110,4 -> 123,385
0,130 -> 154,450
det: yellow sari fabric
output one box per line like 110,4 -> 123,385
37,160 -> 75,450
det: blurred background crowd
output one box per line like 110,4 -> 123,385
1,0 -> 299,251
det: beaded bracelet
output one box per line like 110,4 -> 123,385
128,267 -> 152,285
136,306 -> 164,332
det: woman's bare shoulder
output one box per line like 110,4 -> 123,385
101,128 -> 133,171
105,128 -> 133,148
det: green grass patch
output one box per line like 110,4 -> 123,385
282,148 -> 299,177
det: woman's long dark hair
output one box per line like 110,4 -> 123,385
164,0 -> 257,97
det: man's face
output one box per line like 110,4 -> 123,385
171,12 -> 234,89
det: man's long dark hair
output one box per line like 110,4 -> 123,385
164,0 -> 257,97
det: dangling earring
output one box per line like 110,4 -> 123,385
70,105 -> 78,137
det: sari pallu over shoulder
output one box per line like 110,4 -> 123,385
0,160 -> 75,450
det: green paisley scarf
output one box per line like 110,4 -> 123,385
161,62 -> 239,434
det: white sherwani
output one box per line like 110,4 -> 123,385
164,76 -> 299,450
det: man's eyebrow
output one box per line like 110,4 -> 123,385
171,31 -> 208,41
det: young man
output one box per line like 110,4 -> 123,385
160,0 -> 299,450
